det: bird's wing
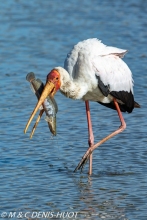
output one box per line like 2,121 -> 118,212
92,54 -> 134,94
92,54 -> 135,113
100,46 -> 128,58
64,38 -> 129,79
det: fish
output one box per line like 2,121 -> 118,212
26,72 -> 58,137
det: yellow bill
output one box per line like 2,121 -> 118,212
24,81 -> 55,134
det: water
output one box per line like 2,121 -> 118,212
0,1 -> 147,219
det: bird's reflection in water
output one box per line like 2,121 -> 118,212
73,174 -> 127,219
76,175 -> 96,215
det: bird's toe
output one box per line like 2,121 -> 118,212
74,149 -> 92,172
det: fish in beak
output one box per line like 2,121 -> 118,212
24,69 -> 61,134
26,72 -> 58,137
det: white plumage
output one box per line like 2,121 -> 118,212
54,38 -> 135,112
64,38 -> 133,93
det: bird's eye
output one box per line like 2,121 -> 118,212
56,77 -> 59,80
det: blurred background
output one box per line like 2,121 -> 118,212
0,1 -> 147,219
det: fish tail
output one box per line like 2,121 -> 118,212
26,72 -> 35,82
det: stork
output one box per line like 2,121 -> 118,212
24,38 -> 140,175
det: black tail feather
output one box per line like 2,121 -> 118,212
98,100 -> 140,113
134,101 -> 141,108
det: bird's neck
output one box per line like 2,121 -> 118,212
57,67 -> 88,99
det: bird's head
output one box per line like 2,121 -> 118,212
46,69 -> 61,96
34,68 -> 61,108
24,69 -> 61,133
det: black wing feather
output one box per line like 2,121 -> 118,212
97,101 -> 129,112
110,90 -> 134,113
96,75 -> 110,97
96,74 -> 135,113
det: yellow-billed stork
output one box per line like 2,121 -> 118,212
24,38 -> 140,175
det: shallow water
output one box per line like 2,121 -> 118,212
0,1 -> 147,219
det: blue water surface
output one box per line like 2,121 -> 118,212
0,1 -> 147,219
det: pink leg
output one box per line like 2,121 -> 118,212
74,99 -> 126,172
85,101 -> 94,175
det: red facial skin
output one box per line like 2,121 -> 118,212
47,69 -> 61,95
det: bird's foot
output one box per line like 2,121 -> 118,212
74,148 -> 92,172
